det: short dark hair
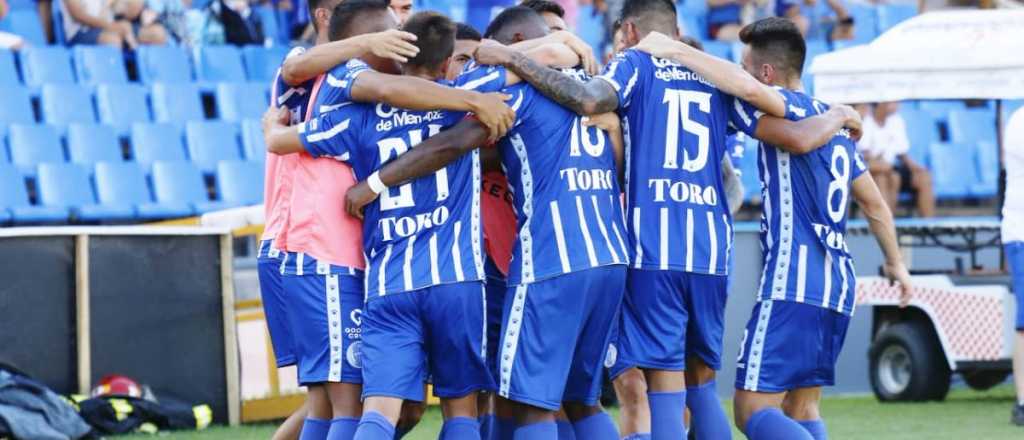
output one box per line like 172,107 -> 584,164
456,22 -> 482,41
328,0 -> 390,41
483,5 -> 547,44
680,35 -> 703,51
402,11 -> 457,70
520,0 -> 565,18
619,0 -> 677,36
739,17 -> 807,77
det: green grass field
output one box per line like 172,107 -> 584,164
126,386 -> 1022,439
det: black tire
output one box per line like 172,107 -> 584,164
962,370 -> 1011,391
869,321 -> 951,402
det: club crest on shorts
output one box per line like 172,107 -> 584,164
346,341 -> 362,369
604,343 -> 618,369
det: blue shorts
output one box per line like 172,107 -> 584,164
498,265 -> 626,410
257,240 -> 295,367
484,258 -> 506,381
282,270 -> 364,386
735,300 -> 851,393
612,269 -> 728,378
361,281 -> 493,402
1007,242 -> 1024,330
68,27 -> 103,45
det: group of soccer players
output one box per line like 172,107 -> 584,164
255,0 -> 914,439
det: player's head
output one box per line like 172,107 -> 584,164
739,17 -> 806,87
329,0 -> 401,74
611,19 -> 627,53
618,0 -> 679,48
448,23 -> 482,80
401,11 -> 457,79
680,35 -> 703,51
521,0 -> 567,32
484,6 -> 549,45
307,0 -> 345,40
389,0 -> 413,24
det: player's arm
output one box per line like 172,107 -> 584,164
852,172 -> 913,307
634,31 -> 787,118
345,119 -> 490,218
507,30 -> 599,75
754,105 -> 862,154
280,29 -> 419,85
262,107 -> 305,155
721,157 -> 745,214
583,113 -> 625,183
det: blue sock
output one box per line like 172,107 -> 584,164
495,417 -> 516,440
479,414 -> 496,440
327,417 -> 359,440
622,435 -> 652,440
393,427 -> 409,440
797,419 -> 827,440
570,412 -> 617,440
300,418 -> 331,440
745,408 -> 814,440
685,381 -> 731,440
440,417 -> 480,440
353,411 -> 395,440
513,421 -> 557,440
648,390 -> 687,440
556,419 -> 576,440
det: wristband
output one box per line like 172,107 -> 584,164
367,171 -> 388,195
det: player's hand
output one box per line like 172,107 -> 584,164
831,104 -> 863,141
262,106 -> 291,139
469,92 -> 515,142
582,113 -> 621,134
553,30 -> 599,75
345,181 -> 377,220
474,41 -> 517,67
363,29 -> 419,63
883,261 -> 913,308
634,31 -> 682,60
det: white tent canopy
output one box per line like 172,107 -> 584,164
809,10 -> 1024,103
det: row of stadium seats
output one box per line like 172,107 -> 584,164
0,45 -> 289,89
1,82 -> 269,135
0,160 -> 263,224
1,120 -> 266,176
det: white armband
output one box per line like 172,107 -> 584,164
367,171 -> 388,195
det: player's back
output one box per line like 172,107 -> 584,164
757,90 -> 867,315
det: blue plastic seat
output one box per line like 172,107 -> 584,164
918,100 -> 964,120
216,160 -> 264,206
131,123 -> 187,167
928,142 -> 974,200
8,124 -> 64,176
848,4 -> 879,45
37,162 -> 135,222
242,45 -> 290,82
73,45 -> 128,85
877,4 -> 918,32
216,82 -> 269,121
899,108 -> 938,166
20,46 -> 75,89
94,161 -> 193,219
67,124 -> 123,165
971,140 -> 998,198
947,108 -> 997,145
0,9 -> 47,46
240,119 -> 266,161
0,49 -> 20,85
0,164 -> 68,223
41,84 -> 97,128
804,39 -> 829,70
151,82 -> 205,122
0,86 -> 35,125
96,84 -> 151,137
136,45 -> 193,84
195,45 -> 247,87
151,161 -> 228,214
703,40 -> 732,61
185,121 -> 242,173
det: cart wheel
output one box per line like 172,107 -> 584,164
869,321 -> 951,401
962,370 -> 1011,391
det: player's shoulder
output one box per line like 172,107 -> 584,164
780,89 -> 829,120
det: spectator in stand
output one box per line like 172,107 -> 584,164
146,0 -> 189,44
858,102 -> 936,217
777,0 -> 853,41
1005,104 -> 1024,427
707,0 -> 748,41
62,0 -> 167,47
0,0 -> 26,49
389,0 -> 412,24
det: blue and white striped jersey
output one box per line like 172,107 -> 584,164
273,47 -> 317,122
457,64 -> 630,286
597,49 -> 760,276
754,89 -> 867,315
299,82 -> 483,298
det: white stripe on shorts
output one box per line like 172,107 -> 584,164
743,300 -> 774,392
499,284 -> 529,398
326,274 -> 343,382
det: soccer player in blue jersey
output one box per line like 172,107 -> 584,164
470,1 -> 866,439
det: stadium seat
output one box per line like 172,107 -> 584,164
971,140 -> 998,198
131,123 -> 188,167
51,0 -> 66,44
151,161 -> 228,214
0,9 -> 47,46
240,119 -> 266,161
0,86 -> 35,125
20,46 -> 75,89
0,164 -> 68,223
8,124 -> 64,176
1004,100 -> 1024,121
194,45 -> 247,87
877,3 -> 918,32
899,108 -> 938,166
216,82 -> 269,121
150,82 -> 205,123
67,124 -> 123,165
242,45 -> 290,82
703,40 -> 732,61
73,45 -> 128,85
136,45 -> 193,84
947,108 -> 997,145
41,84 -> 97,128
917,100 -> 964,119
847,3 -> 879,45
96,84 -> 151,137
37,162 -> 135,222
94,162 -> 193,219
216,160 -> 264,206
0,49 -> 19,85
185,121 -> 242,173
928,142 -> 974,199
